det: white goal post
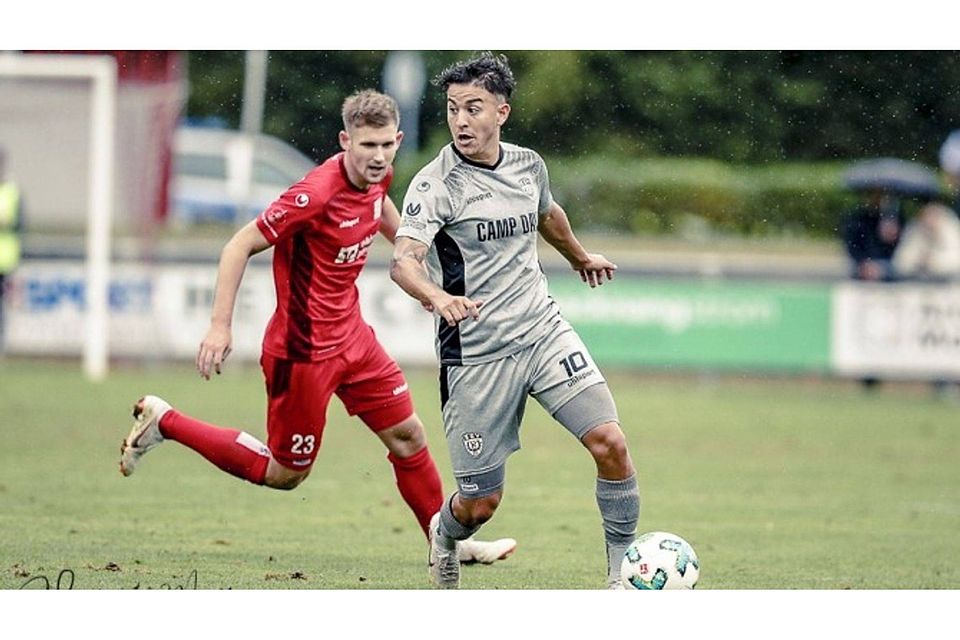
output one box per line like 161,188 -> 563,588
0,53 -> 117,381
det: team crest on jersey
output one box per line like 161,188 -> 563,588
405,202 -> 421,217
295,193 -> 310,208
374,197 -> 383,220
519,176 -> 535,197
461,432 -> 483,457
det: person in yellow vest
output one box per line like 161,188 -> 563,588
0,149 -> 23,352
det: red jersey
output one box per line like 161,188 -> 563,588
256,153 -> 392,361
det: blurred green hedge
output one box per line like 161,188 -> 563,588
395,154 -> 859,239
546,157 -> 857,239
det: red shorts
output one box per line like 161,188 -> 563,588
260,325 -> 414,470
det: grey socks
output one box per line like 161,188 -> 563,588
596,474 -> 640,581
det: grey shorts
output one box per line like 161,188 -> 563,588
440,324 -> 617,481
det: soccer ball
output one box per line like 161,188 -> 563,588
620,531 -> 700,590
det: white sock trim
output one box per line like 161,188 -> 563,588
235,431 -> 271,458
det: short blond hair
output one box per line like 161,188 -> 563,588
341,90 -> 400,130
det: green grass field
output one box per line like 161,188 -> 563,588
1,358 -> 958,590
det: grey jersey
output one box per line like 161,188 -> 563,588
397,142 -> 565,365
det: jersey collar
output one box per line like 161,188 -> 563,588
451,143 -> 504,170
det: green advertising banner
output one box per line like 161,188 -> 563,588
549,277 -> 832,372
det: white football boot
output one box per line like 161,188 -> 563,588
119,395 -> 172,477
428,512 -> 461,589
458,534 -> 517,565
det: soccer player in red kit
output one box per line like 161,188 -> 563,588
119,90 -> 515,569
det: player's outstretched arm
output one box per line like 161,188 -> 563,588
390,236 -> 482,325
197,220 -> 271,380
538,202 -> 617,287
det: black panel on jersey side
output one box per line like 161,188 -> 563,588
287,234 -> 314,360
435,229 -> 464,365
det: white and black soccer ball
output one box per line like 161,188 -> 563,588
620,531 -> 700,590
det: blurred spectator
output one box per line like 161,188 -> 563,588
0,148 -> 23,353
939,130 -> 960,212
893,199 -> 960,399
840,190 -> 905,281
893,202 -> 960,282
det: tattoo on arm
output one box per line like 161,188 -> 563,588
390,238 -> 431,278
405,249 -> 427,264
395,243 -> 428,265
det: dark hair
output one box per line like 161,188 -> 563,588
433,52 -> 516,100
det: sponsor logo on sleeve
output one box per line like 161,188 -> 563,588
295,193 -> 310,208
402,219 -> 427,231
405,202 -> 421,217
416,181 -> 431,192
261,208 -> 287,238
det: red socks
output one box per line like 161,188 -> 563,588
157,410 -> 442,537
388,447 -> 444,539
159,410 -> 270,485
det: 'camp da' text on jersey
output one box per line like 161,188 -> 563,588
397,143 -> 565,365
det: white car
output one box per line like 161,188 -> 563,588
170,126 -> 316,225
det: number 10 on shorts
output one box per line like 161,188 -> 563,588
559,351 -> 588,377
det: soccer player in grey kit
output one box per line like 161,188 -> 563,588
390,52 -> 639,589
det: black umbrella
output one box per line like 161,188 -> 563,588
842,158 -> 942,199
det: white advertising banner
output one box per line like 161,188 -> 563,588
10,261 -> 958,380
831,282 -> 960,379
354,268 -> 436,365
5,260 -> 436,366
